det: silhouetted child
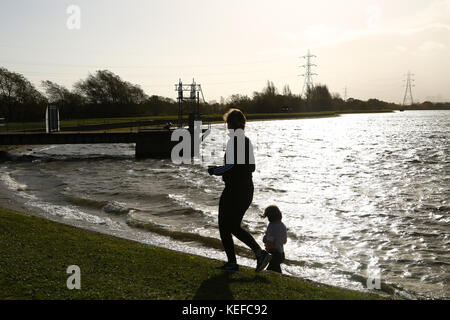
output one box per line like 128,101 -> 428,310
262,205 -> 287,274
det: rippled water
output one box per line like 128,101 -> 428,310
1,111 -> 449,299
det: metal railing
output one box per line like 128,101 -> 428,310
0,115 -> 213,134
0,117 -> 174,134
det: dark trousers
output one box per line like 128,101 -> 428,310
218,182 -> 261,264
267,250 -> 285,273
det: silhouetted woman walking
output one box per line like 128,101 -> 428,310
208,109 -> 271,273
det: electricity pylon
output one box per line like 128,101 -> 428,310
175,78 -> 205,128
402,71 -> 415,106
299,50 -> 318,98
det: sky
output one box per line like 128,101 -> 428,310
0,0 -> 449,103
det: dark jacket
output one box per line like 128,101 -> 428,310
212,135 -> 255,186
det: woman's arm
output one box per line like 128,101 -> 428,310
208,138 -> 236,176
207,135 -> 255,176
213,164 -> 234,175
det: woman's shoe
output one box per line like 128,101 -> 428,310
217,262 -> 239,273
255,250 -> 272,272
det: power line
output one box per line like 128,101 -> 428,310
402,71 -> 415,106
6,68 -> 294,78
0,56 -> 294,70
141,75 -> 299,87
299,50 -> 318,98
343,86 -> 348,101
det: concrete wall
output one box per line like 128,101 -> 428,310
135,129 -> 176,159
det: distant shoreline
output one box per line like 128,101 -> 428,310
0,109 -> 399,132
4,108 -> 450,133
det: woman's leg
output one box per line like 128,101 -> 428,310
218,189 -> 237,264
230,216 -> 261,255
219,184 -> 262,263
228,185 -> 261,255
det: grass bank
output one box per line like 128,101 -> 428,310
1,110 -> 395,132
0,207 -> 386,300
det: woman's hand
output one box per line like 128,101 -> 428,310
208,166 -> 217,176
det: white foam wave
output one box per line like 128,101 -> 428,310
103,201 -> 130,215
168,193 -> 216,217
0,168 -> 121,230
0,169 -> 28,192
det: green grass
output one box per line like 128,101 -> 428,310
1,115 -> 181,132
1,113 -> 326,131
0,207 -> 387,300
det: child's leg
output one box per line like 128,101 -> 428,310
267,251 -> 284,273
266,262 -> 281,273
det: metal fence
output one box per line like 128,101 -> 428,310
0,116 -> 212,134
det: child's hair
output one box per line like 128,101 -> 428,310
264,205 -> 282,222
223,108 -> 246,130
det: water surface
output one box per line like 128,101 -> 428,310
1,111 -> 449,299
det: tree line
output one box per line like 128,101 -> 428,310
0,67 -> 448,122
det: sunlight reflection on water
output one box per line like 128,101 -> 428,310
2,111 -> 449,299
